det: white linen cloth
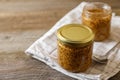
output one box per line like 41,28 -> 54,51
25,2 -> 120,80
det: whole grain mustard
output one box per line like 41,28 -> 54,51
82,2 -> 112,41
57,24 -> 94,72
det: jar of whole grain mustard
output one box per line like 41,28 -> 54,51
57,24 -> 94,72
82,2 -> 112,41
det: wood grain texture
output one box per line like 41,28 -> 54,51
0,0 -> 119,31
0,0 -> 120,80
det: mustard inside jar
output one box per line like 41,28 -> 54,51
82,2 -> 112,41
57,24 -> 94,72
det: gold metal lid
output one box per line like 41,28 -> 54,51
57,24 -> 94,47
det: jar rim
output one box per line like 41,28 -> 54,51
83,2 -> 112,15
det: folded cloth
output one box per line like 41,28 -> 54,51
25,2 -> 120,80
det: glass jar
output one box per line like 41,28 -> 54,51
82,2 -> 112,41
57,24 -> 94,72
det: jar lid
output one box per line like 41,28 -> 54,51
57,24 -> 94,47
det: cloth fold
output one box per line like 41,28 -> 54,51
25,2 -> 120,80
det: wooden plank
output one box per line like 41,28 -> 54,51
0,0 -> 82,31
0,30 -> 46,52
0,10 -> 68,31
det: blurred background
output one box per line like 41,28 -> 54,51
0,0 -> 119,31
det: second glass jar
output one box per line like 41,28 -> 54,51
82,2 -> 112,41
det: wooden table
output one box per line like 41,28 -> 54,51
0,0 -> 120,80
